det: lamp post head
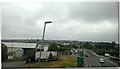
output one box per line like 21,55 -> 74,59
45,21 -> 52,24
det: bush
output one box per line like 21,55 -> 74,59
7,51 -> 15,56
48,42 -> 58,51
26,49 -> 36,62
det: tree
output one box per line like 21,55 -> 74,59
26,49 -> 36,62
1,43 -> 8,62
82,42 -> 94,49
48,42 -> 58,51
72,44 -> 78,49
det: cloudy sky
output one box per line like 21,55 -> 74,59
1,2 -> 118,42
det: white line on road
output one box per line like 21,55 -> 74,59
107,59 -> 118,66
84,59 -> 88,67
86,49 -> 101,67
90,50 -> 99,57
90,50 -> 118,67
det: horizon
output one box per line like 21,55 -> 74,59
1,38 -> 118,43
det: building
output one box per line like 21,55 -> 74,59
63,43 -> 70,46
2,42 -> 58,61
2,42 -> 36,59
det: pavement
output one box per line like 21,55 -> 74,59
2,61 -> 26,68
83,49 -> 118,67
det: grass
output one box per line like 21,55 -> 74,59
26,55 -> 77,67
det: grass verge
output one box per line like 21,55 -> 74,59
26,55 -> 77,67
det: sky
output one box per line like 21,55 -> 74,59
1,2 -> 119,42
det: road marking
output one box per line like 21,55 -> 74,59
107,59 -> 118,66
90,50 -> 99,57
84,49 -> 102,67
91,55 -> 101,67
84,59 -> 88,67
88,49 -> 101,67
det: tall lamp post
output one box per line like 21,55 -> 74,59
39,21 -> 52,62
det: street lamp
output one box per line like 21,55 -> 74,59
39,21 -> 52,62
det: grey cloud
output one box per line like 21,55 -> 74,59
1,2 -> 118,42
69,2 -> 118,23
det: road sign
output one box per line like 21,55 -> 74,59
77,49 -> 84,67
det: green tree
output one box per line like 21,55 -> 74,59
83,42 -> 94,49
72,44 -> 78,49
48,42 -> 58,51
1,43 -> 8,62
26,49 -> 36,62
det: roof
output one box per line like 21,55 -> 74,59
2,42 -> 36,48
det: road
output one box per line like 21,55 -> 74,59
83,49 -> 117,67
2,61 -> 26,68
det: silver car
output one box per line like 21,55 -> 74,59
100,58 -> 105,63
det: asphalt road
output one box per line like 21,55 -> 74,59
2,61 -> 26,68
83,49 -> 117,67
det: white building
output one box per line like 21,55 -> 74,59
3,42 -> 49,59
3,42 -> 50,59
2,42 -> 36,59
63,43 -> 70,46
